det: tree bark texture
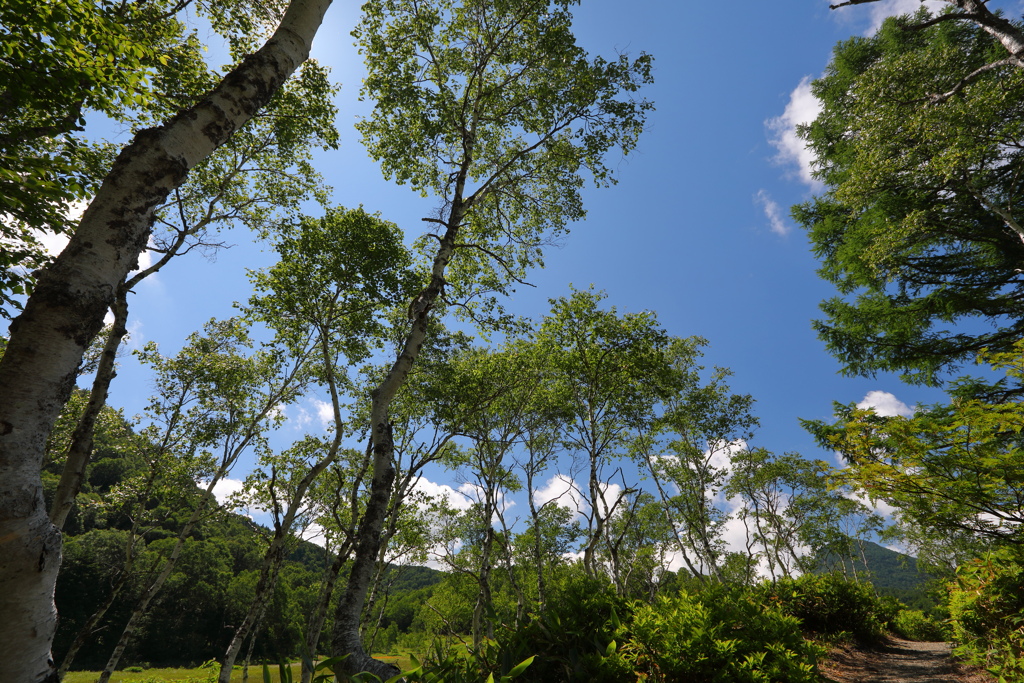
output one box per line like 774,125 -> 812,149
50,291 -> 128,530
330,208 -> 462,679
0,1 -> 332,679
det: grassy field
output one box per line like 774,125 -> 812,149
64,654 -> 417,683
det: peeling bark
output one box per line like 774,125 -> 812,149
0,1 -> 332,679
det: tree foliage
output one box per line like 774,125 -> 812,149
805,343 -> 1024,570
794,9 -> 1024,387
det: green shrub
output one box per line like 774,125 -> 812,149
891,609 -> 948,642
124,666 -> 145,673
948,548 -> 1024,681
624,586 -> 824,683
759,573 -> 886,643
496,574 -> 631,682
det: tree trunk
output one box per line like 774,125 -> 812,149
0,1 -> 332,679
219,543 -> 287,683
50,291 -> 128,530
97,474 -> 225,683
56,558 -> 133,679
331,203 -> 462,678
300,548 -> 348,683
219,446 -> 338,683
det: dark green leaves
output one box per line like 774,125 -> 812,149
795,8 -> 1024,386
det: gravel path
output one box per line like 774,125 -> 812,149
819,637 -> 996,683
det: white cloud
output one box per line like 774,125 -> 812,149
767,76 -> 823,190
707,439 -> 747,475
533,473 -> 584,517
125,318 -> 144,349
851,489 -> 898,518
209,477 -> 246,506
299,521 -> 327,547
832,0 -> 947,36
313,398 -> 334,427
754,190 -> 790,237
290,398 -> 334,430
596,481 -> 623,516
132,243 -> 153,274
857,390 -> 914,417
413,477 -> 473,511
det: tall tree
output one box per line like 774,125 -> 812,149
535,288 -> 677,581
329,0 -> 652,676
97,318 -> 304,683
0,0 -> 334,678
49,65 -> 338,532
795,8 -> 1024,388
635,344 -> 757,581
234,205 -> 414,682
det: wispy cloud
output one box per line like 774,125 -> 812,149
857,390 -> 914,417
767,77 -> 823,190
312,398 -> 334,427
754,190 -> 790,236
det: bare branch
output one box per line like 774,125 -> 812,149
830,0 -> 883,9
915,58 -> 1017,105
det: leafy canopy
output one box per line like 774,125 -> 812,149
794,9 -> 1024,387
354,0 -> 653,320
804,342 -> 1024,556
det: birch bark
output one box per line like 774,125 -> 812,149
0,2 -> 332,678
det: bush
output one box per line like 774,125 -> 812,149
408,573 -> 630,683
759,573 -> 886,643
891,609 -> 948,642
498,573 -> 631,682
948,548 -> 1024,681
624,586 -> 824,683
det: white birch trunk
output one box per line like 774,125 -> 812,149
0,1 -> 332,679
330,207 -> 463,679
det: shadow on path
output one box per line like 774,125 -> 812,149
820,637 -> 995,683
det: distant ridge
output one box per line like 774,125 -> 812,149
814,539 -> 936,609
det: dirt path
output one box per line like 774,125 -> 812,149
819,637 -> 996,683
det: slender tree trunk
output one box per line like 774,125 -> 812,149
220,448 -> 339,682
50,291 -> 128,530
0,2 -> 332,679
57,464 -> 159,678
472,525 -> 495,648
219,543 -> 286,683
526,470 -> 548,612
240,600 -> 269,683
330,201 -> 463,678
57,563 -> 132,679
300,549 -> 347,683
97,474 -> 226,683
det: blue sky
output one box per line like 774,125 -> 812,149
24,0 -> 1012,554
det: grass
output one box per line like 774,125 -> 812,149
64,652 -> 420,683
